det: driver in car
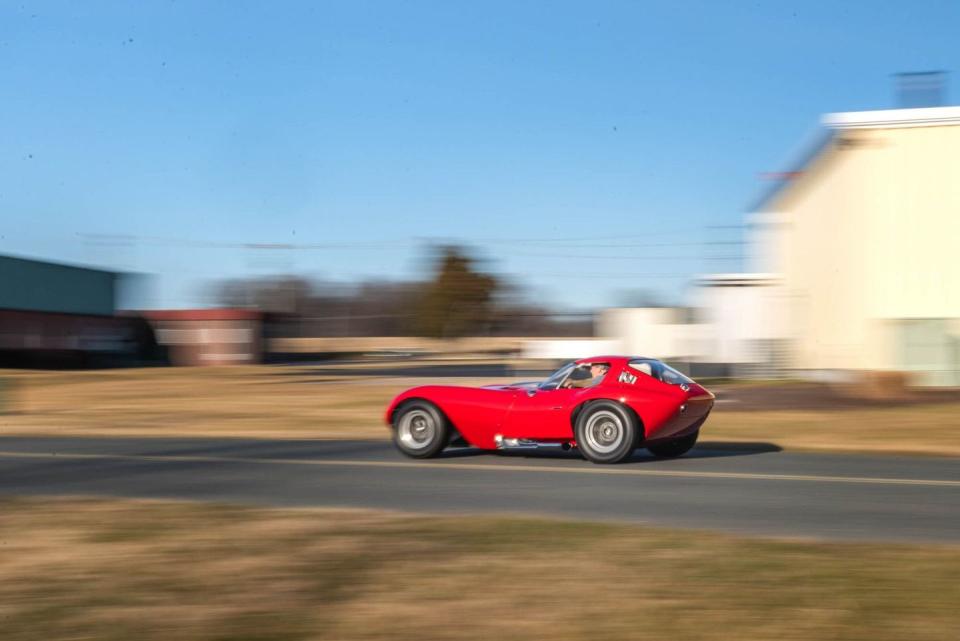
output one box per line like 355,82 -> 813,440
562,363 -> 609,389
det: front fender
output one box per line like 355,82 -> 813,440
384,385 -> 514,449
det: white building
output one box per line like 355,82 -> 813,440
693,273 -> 787,377
751,105 -> 960,386
595,307 -> 704,367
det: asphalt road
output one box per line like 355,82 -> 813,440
1,436 -> 957,542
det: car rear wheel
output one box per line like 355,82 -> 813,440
646,430 -> 699,458
575,401 -> 638,464
392,400 -> 450,458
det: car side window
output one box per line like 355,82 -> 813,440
660,363 -> 694,386
566,365 -> 593,385
559,363 -> 610,389
628,359 -> 693,386
628,359 -> 658,380
630,361 -> 654,377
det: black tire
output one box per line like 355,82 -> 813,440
575,401 -> 639,464
392,400 -> 451,459
646,430 -> 699,458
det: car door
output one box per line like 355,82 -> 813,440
432,386 -> 519,448
500,386 -> 578,440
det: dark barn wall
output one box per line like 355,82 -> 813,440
0,254 -> 116,317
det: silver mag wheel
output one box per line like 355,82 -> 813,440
575,401 -> 638,464
398,409 -> 436,450
392,400 -> 450,459
583,410 -> 625,453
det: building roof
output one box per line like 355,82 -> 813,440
748,128 -> 836,213
696,273 -> 780,287
750,105 -> 960,212
823,105 -> 960,129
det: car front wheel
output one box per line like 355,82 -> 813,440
575,401 -> 638,464
392,400 -> 450,458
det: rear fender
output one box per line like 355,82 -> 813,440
570,398 -> 645,441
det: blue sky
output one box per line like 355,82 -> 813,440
2,1 -> 958,310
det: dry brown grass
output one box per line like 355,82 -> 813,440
1,497 -> 958,641
0,365 -> 439,440
709,404 -> 960,456
270,335 -> 530,354
1,366 -> 959,455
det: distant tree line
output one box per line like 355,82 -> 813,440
214,246 -> 593,338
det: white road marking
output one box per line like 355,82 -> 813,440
0,450 -> 958,488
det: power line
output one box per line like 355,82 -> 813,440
506,252 -> 740,260
503,272 -> 696,279
79,232 -> 743,252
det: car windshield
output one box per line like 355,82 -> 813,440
539,362 -> 575,390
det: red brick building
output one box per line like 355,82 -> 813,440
141,309 -> 264,366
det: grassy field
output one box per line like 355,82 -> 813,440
708,402 -> 960,456
1,497 -> 958,641
2,365 -> 960,455
1,365 -> 396,440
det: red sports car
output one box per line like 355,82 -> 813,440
385,355 -> 714,464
